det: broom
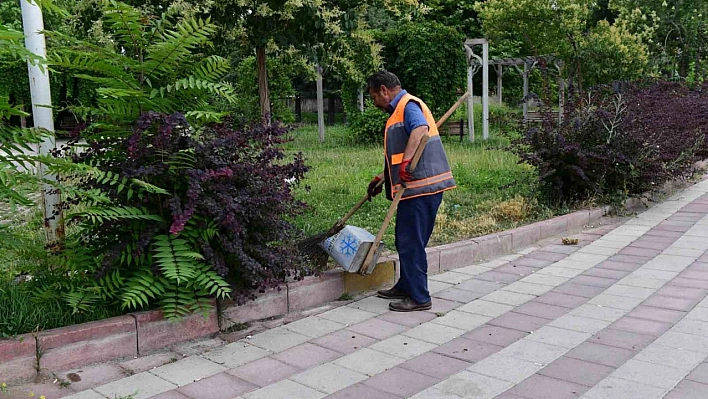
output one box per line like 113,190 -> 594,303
298,179 -> 383,270
298,91 -> 470,269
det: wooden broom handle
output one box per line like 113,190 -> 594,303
341,109 -> 448,232
436,91 -> 469,127
340,130 -> 431,228
337,178 -> 384,227
359,188 -> 405,275
359,134 -> 431,275
408,134 -> 430,175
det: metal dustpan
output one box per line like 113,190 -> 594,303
319,225 -> 385,273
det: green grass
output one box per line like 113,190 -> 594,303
0,207 -> 124,338
299,111 -> 346,125
0,282 -> 123,338
1,207 -> 47,273
287,117 -> 553,251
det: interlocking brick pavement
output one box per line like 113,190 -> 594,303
7,180 -> 708,399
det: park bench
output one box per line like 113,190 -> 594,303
441,119 -> 466,141
525,111 -> 564,125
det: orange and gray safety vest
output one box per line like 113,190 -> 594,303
384,93 -> 456,200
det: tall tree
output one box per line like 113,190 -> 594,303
210,0 -> 422,123
424,0 -> 483,38
475,0 -> 649,88
610,0 -> 707,79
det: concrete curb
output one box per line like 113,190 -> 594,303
0,206 -> 608,383
0,334 -> 36,383
218,206 -> 610,330
133,307 -> 219,354
38,315 -> 137,372
0,309 -> 220,383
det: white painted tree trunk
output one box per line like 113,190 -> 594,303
482,42 -> 489,141
21,0 -> 64,250
467,65 -> 475,142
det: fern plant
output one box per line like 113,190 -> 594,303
47,0 -> 236,134
0,25 -> 47,253
0,25 -> 44,212
45,111 -> 307,319
44,162 -> 234,318
4,4 -> 305,320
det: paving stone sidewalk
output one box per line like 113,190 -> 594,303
6,178 -> 708,399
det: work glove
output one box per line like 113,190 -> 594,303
399,159 -> 413,182
368,176 -> 383,200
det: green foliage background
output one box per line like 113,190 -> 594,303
227,55 -> 296,123
377,21 -> 466,117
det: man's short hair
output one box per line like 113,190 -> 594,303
366,71 -> 401,92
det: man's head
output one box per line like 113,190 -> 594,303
366,71 -> 401,111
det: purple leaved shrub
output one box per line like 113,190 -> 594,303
513,81 -> 708,204
71,113 -> 309,303
620,81 -> 708,190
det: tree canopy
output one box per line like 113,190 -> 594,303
475,0 -> 650,88
610,0 -> 707,79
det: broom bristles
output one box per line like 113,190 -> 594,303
297,223 -> 346,270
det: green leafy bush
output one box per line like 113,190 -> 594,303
48,0 -> 237,132
578,20 -> 649,86
377,21 -> 466,116
512,81 -> 708,203
0,24 -> 47,252
47,113 -> 308,319
347,103 -> 389,144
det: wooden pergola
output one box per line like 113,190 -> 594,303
464,39 -> 566,141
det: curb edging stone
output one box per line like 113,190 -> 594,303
219,206 -> 610,329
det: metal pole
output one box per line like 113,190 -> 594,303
21,0 -> 64,250
316,64 -> 325,143
482,41 -> 489,140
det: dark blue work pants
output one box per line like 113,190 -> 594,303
393,192 -> 443,304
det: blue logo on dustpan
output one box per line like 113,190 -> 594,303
339,233 -> 358,258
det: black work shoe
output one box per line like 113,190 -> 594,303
377,287 -> 408,300
389,298 -> 433,312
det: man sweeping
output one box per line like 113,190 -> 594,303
366,71 -> 456,312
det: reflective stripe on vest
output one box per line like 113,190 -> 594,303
384,93 -> 456,200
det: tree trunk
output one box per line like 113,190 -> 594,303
679,60 -> 689,78
59,75 -> 67,107
72,77 -> 79,101
20,105 -> 27,128
316,64 -> 325,143
256,47 -> 271,124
